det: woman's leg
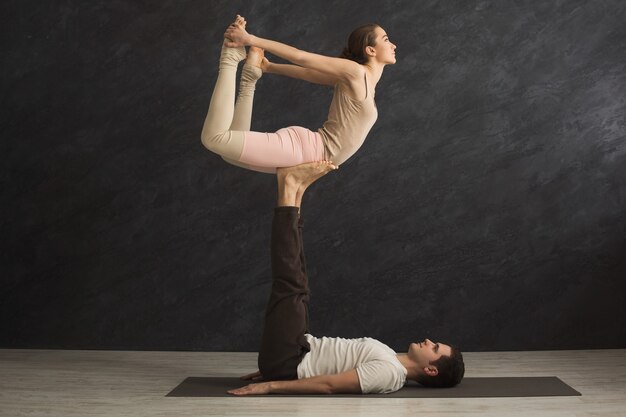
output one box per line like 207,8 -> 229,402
200,18 -> 248,160
220,63 -> 259,170
238,126 -> 326,169
230,60 -> 262,132
220,50 -> 277,173
201,39 -> 277,173
200,19 -> 326,172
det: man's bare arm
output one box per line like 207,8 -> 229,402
271,369 -> 361,394
228,369 -> 361,395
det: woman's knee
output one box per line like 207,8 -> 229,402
201,130 -> 224,151
200,130 -> 245,160
201,130 -> 235,155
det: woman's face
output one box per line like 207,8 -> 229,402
368,26 -> 397,64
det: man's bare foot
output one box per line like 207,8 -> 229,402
223,15 -> 247,47
279,159 -> 336,193
246,46 -> 265,68
276,161 -> 337,208
278,160 -> 337,187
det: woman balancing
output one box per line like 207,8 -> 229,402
201,15 -> 397,173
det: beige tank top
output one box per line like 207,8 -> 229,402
317,71 -> 378,165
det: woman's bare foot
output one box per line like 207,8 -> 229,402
246,46 -> 265,68
276,161 -> 338,207
260,57 -> 271,73
223,15 -> 247,47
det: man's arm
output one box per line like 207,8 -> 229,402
267,62 -> 338,86
228,369 -> 361,395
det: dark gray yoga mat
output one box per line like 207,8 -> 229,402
166,376 -> 581,398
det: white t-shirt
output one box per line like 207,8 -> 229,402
296,334 -> 407,394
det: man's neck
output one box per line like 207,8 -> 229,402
396,353 -> 420,380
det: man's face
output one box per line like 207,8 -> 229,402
408,338 -> 452,368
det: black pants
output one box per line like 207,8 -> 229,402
257,207 -> 311,380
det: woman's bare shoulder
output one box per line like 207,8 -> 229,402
340,65 -> 368,101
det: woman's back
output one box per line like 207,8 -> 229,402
318,70 -> 378,165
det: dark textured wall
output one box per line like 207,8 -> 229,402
2,0 -> 625,353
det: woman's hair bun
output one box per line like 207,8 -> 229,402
340,47 -> 356,60
339,24 -> 379,64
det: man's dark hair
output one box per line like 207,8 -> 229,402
416,345 -> 465,388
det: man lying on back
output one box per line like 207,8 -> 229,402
228,161 -> 465,395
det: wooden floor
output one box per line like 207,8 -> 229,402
0,348 -> 624,416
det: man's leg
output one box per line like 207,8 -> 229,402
257,206 -> 309,380
257,161 -> 337,380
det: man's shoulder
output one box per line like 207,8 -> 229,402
356,360 -> 407,394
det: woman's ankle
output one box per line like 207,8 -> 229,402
219,44 -> 246,67
241,64 -> 263,83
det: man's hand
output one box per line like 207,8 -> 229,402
227,381 -> 272,396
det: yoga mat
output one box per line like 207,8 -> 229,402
166,376 -> 581,398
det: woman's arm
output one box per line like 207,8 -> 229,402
268,62 -> 338,86
224,24 -> 362,82
227,369 -> 362,395
250,35 -> 361,81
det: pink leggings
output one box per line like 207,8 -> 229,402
239,126 -> 326,173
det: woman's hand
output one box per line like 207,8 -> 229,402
224,21 -> 252,47
227,381 -> 272,396
260,57 -> 272,73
